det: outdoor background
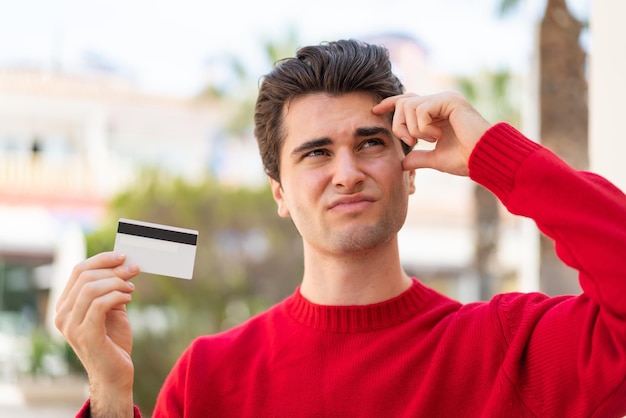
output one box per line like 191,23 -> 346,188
2,0 -> 623,416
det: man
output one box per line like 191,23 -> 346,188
55,39 -> 626,417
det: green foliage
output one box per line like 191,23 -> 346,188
61,341 -> 85,374
29,327 -> 49,376
28,327 -> 83,377
86,168 -> 303,414
197,28 -> 301,136
454,69 -> 521,299
498,0 -> 521,16
454,69 -> 521,126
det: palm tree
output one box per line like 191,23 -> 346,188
457,70 -> 522,300
500,0 -> 587,295
199,28 -> 301,137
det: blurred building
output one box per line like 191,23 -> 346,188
1,8 -> 620,413
589,0 -> 626,192
0,31 -> 543,353
0,67 -> 224,344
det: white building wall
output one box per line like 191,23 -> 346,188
589,0 -> 626,192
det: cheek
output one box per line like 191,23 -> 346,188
374,158 -> 405,182
284,172 -> 325,211
374,161 -> 412,197
277,181 -> 301,215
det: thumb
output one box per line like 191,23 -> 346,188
403,149 -> 470,176
402,150 -> 437,171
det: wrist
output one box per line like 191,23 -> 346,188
89,380 -> 134,418
90,396 -> 134,418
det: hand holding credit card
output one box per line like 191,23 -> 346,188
113,218 -> 198,279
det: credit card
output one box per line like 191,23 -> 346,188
113,218 -> 198,279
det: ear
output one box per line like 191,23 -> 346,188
407,169 -> 416,195
269,177 -> 291,217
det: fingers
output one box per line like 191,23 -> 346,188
56,252 -> 137,310
401,150 -> 429,170
55,252 -> 139,339
57,287 -> 132,346
73,277 -> 134,326
373,93 -> 445,145
57,252 -> 126,309
375,91 -> 493,176
373,94 -> 416,146
372,94 -> 407,114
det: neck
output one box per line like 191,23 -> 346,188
299,237 -> 412,305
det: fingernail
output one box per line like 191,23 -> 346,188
126,264 -> 139,274
114,252 -> 125,261
127,281 -> 135,290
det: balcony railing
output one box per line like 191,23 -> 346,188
0,154 -> 132,201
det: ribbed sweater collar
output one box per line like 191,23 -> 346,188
285,279 -> 430,333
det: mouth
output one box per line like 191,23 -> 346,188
327,195 -> 376,212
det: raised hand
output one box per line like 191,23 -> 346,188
55,251 -> 139,417
372,91 -> 492,176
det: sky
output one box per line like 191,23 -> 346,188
0,0 -> 589,98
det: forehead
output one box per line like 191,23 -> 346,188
282,92 -> 389,143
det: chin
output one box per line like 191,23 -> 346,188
329,226 -> 396,254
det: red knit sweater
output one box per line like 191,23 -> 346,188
78,124 -> 626,417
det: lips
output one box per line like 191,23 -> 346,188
327,195 -> 376,211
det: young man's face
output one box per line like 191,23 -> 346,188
270,92 -> 415,256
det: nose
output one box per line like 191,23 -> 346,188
332,149 -> 365,192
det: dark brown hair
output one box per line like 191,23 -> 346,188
254,39 -> 406,182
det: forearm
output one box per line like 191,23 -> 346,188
470,123 -> 626,312
474,123 -> 626,415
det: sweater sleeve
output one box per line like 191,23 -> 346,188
470,123 -> 626,317
469,123 -> 626,416
74,399 -> 142,418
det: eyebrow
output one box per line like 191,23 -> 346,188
355,126 -> 392,138
290,126 -> 392,157
290,137 -> 333,157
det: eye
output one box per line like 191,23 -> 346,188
303,148 -> 329,159
360,138 -> 385,149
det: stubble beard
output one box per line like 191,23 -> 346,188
300,182 -> 411,257
324,208 -> 406,255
